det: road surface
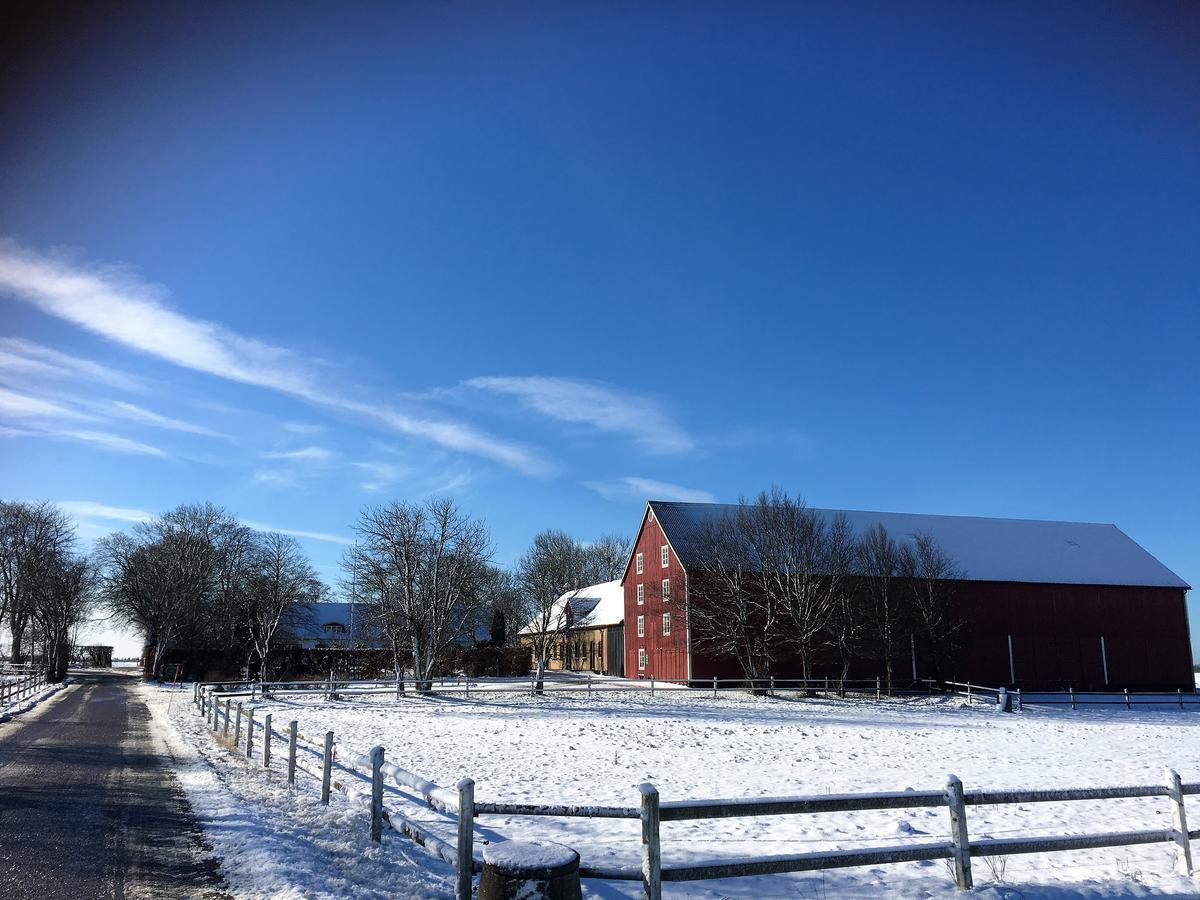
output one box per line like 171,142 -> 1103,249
0,670 -> 228,899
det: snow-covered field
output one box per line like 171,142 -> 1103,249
147,684 -> 1200,898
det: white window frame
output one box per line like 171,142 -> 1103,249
661,545 -> 670,568
638,648 -> 647,670
637,615 -> 645,638
661,578 -> 670,602
636,552 -> 643,575
662,612 -> 671,636
637,583 -> 644,605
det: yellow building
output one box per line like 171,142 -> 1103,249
518,580 -> 625,676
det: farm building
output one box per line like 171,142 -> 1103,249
518,579 -> 625,676
622,501 -> 1193,691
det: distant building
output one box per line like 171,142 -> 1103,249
623,501 -> 1192,691
292,602 -> 382,649
519,580 -> 625,676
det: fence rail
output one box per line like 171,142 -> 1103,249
193,680 -> 1200,899
1,669 -> 47,707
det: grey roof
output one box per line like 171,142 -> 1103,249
650,501 -> 1189,589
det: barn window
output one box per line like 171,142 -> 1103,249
323,622 -> 346,634
636,552 -> 643,574
638,648 -> 647,670
662,612 -> 671,636
637,615 -> 645,637
661,578 -> 670,601
661,545 -> 670,568
637,584 -> 644,605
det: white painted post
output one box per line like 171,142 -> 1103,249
1166,767 -> 1194,874
1070,687 -> 1076,710
287,720 -> 298,785
321,731 -> 334,804
1180,688 -> 1185,710
910,633 -> 918,681
712,675 -> 717,698
456,778 -> 475,900
224,699 -> 232,737
251,679 -> 257,701
946,774 -> 972,890
769,675 -> 775,697
639,783 -> 662,900
369,746 -> 384,843
234,702 -> 243,747
245,708 -> 255,759
1125,688 -> 1131,710
876,675 -> 881,700
1015,688 -> 1022,712
967,683 -> 972,705
193,682 -> 200,708
263,713 -> 272,767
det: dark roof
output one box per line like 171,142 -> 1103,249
649,501 -> 1189,589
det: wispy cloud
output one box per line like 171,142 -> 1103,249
110,400 -> 230,439
353,460 -> 408,492
56,429 -> 169,458
56,500 -> 154,522
264,445 -> 337,462
583,476 -> 715,504
0,386 -> 93,421
465,376 -> 694,454
240,521 -> 353,546
57,500 -> 351,546
0,240 -> 550,475
0,336 -> 146,392
282,421 -> 324,435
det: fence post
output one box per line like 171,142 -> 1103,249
876,676 -> 881,700
395,670 -> 402,700
370,746 -> 385,843
945,774 -> 973,890
234,702 -> 243,748
457,777 -> 475,900
1180,688 -> 1185,710
650,675 -> 654,697
769,675 -> 775,697
245,708 -> 255,759
287,720 -> 298,785
588,674 -> 592,698
1125,688 -> 1131,710
712,675 -> 717,699
321,731 -> 334,804
263,713 -> 272,767
1165,767 -> 1194,874
224,699 -> 232,737
193,682 -> 200,709
1070,687 -> 1076,711
639,783 -> 662,900
1015,688 -> 1022,712
251,679 -> 257,702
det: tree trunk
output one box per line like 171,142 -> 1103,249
10,622 -> 25,664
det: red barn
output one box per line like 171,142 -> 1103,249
621,501 -> 1193,691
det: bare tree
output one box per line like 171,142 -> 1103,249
857,523 -> 904,693
32,552 -> 97,682
899,531 -> 966,681
0,501 -> 75,663
346,498 -> 491,693
242,532 -> 322,681
588,533 -> 632,582
99,503 -> 237,679
748,489 -> 834,680
823,513 -> 864,686
687,504 -> 782,685
481,566 -> 524,647
514,530 -> 620,692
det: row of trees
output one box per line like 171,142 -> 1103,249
342,498 -> 629,693
689,489 -> 965,689
98,504 -> 324,679
0,501 -> 96,681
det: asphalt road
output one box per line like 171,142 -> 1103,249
0,670 -> 228,900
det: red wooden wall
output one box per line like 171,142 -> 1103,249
622,508 -> 690,681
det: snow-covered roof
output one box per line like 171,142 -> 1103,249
519,579 -> 625,635
648,502 -> 1189,589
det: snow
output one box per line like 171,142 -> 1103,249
483,840 -> 578,871
0,680 -> 64,722
150,683 -> 1200,897
518,580 -> 624,634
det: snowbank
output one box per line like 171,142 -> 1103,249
157,684 -> 1200,897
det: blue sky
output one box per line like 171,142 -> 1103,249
1,2 -> 1197,656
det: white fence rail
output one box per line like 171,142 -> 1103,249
1,669 -> 46,707
194,680 -> 1200,898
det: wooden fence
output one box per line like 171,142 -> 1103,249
1,668 -> 47,708
193,682 -> 1200,899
